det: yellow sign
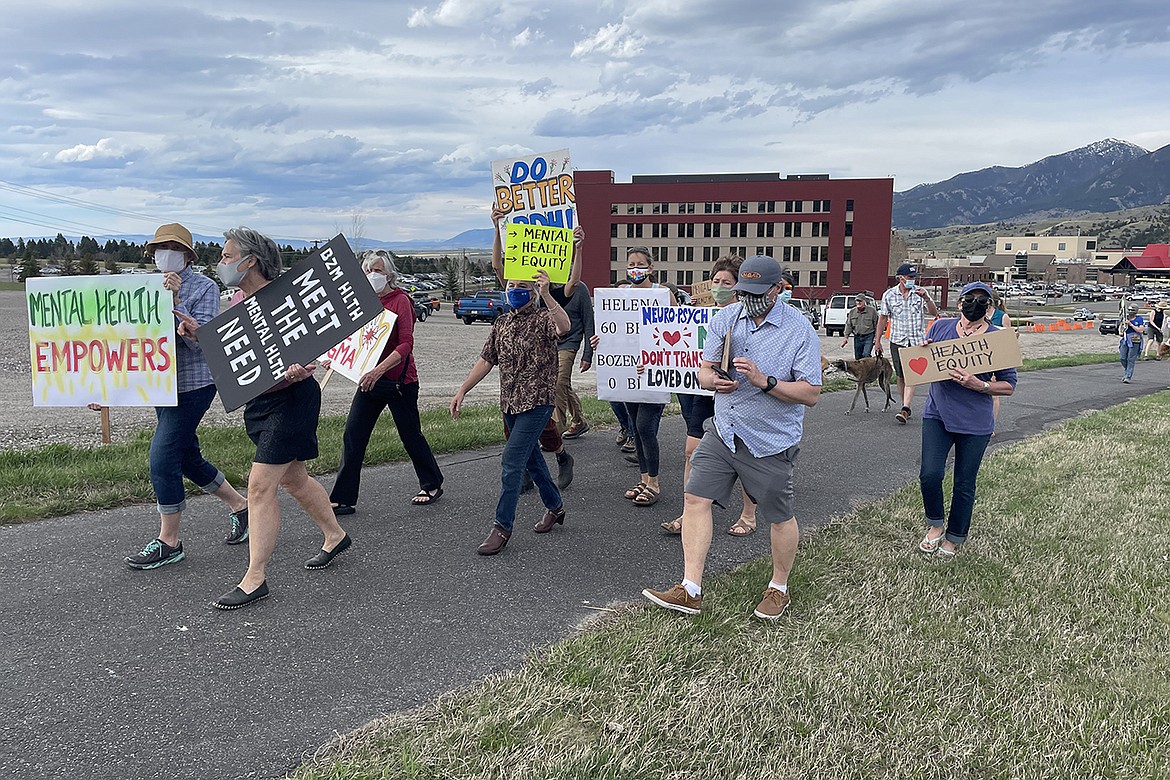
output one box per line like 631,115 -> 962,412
898,327 -> 1023,386
503,223 -> 572,283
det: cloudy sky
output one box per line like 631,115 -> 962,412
2,0 -> 1169,244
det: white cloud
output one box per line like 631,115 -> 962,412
54,138 -> 126,163
571,23 -> 646,59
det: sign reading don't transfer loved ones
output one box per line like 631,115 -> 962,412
201,235 -> 383,411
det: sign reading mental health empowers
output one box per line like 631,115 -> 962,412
638,306 -> 714,396
201,235 -> 383,411
898,327 -> 1023,386
27,275 -> 177,407
492,149 -> 574,228
503,223 -> 573,283
594,288 -> 671,403
321,308 -> 398,385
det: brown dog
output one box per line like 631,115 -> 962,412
830,356 -> 895,414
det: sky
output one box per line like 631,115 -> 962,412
2,0 -> 1169,244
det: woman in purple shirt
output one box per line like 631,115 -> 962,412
917,281 -> 1017,557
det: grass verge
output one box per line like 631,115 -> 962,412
291,393 -> 1170,780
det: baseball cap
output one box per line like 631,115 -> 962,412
732,255 -> 782,295
896,262 -> 917,277
960,281 -> 993,298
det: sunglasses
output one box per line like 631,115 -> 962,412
959,295 -> 991,305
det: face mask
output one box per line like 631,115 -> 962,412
367,272 -> 388,294
153,248 -> 187,273
505,288 -> 533,310
216,256 -> 251,287
903,278 -> 916,290
740,292 -> 774,319
627,268 -> 650,284
778,289 -> 792,303
711,286 -> 736,306
960,298 -> 990,322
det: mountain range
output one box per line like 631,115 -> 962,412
893,138 -> 1170,229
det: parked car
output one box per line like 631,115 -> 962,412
820,293 -> 855,336
1098,317 -> 1119,335
411,290 -> 441,312
1072,308 -> 1096,321
453,290 -> 511,324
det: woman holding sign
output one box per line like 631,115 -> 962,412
917,281 -> 1017,558
176,227 -> 351,610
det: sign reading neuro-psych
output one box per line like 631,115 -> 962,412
492,148 -> 574,228
321,308 -> 398,385
898,327 -> 1023,386
503,223 -> 573,283
201,235 -> 384,411
27,275 -> 177,407
594,288 -> 671,403
638,306 -> 714,397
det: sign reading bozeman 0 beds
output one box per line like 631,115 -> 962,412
201,235 -> 383,411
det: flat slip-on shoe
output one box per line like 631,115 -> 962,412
213,581 -> 269,610
305,534 -> 352,570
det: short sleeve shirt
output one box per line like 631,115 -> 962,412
880,286 -> 932,346
922,318 -> 1018,436
481,307 -> 559,414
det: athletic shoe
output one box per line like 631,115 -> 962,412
614,427 -> 628,445
125,538 -> 184,570
641,584 -> 701,615
620,437 -> 637,453
752,587 -> 791,621
563,421 -> 589,439
224,507 -> 249,545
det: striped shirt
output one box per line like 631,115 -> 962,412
172,266 -> 220,393
702,300 -> 822,458
879,285 -> 933,347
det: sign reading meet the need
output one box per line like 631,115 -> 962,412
898,327 -> 1023,386
503,223 -> 573,283
593,288 -> 671,403
321,308 -> 398,385
638,306 -> 714,396
492,148 -> 575,229
201,235 -> 383,411
26,275 -> 177,407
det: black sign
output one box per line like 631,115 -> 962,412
202,235 -> 382,411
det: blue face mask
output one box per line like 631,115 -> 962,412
505,288 -> 533,310
778,289 -> 792,303
903,278 -> 916,290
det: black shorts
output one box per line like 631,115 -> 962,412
678,394 -> 715,439
244,379 -> 321,465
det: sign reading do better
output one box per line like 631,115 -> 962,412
898,327 -> 1023,386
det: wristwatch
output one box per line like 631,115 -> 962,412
765,376 -> 778,392
981,381 -> 990,393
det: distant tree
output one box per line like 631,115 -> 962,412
78,254 -> 99,275
19,250 -> 40,281
59,255 -> 79,276
78,236 -> 100,255
443,262 -> 459,301
0,237 -> 14,257
104,256 -> 120,274
16,237 -> 27,255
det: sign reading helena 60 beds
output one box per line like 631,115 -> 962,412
593,288 -> 671,404
201,235 -> 383,411
26,275 -> 177,406
898,327 -> 1023,386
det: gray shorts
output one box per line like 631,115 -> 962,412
686,429 -> 798,524
889,341 -> 908,380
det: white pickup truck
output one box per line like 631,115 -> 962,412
822,293 -> 858,337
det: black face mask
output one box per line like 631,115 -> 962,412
960,299 -> 989,322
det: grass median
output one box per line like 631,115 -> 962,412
0,355 -> 1119,523
290,392 -> 1170,780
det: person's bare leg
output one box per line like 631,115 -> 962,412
237,462 -> 292,592
769,517 -> 800,587
739,488 -> 757,523
900,378 -> 914,410
211,481 -> 248,513
158,513 -> 180,546
672,435 -> 702,526
681,493 -> 715,586
280,461 -> 347,549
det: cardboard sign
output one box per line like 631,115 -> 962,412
593,288 -> 671,403
320,308 -> 398,384
690,279 -> 714,307
898,327 -> 1023,386
503,223 -> 573,283
26,275 -> 177,407
201,235 -> 384,411
492,148 -> 575,228
638,306 -> 714,396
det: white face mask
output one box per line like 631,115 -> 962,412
367,272 -> 388,294
154,248 -> 187,273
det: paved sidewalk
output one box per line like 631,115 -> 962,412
0,362 -> 1163,779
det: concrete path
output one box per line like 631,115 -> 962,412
0,361 -> 1164,779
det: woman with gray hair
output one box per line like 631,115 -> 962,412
327,249 -> 444,515
176,226 -> 352,609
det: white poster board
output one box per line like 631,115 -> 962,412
593,288 -> 671,403
320,308 -> 399,384
638,306 -> 715,396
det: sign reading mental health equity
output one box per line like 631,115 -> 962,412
638,306 -> 714,397
503,223 -> 573,283
321,308 -> 398,385
898,327 -> 1023,387
492,148 -> 574,228
201,235 -> 384,411
593,288 -> 671,403
27,275 -> 177,407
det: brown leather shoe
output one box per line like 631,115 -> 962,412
476,525 -> 511,555
534,506 -> 566,534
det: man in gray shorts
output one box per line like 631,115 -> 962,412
875,263 -> 938,424
641,255 -> 822,621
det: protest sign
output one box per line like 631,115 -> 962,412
201,235 -> 384,411
492,148 -> 575,229
26,275 -> 177,407
503,223 -> 573,283
638,306 -> 714,397
593,288 -> 671,403
898,327 -> 1023,386
321,308 -> 398,384
690,279 -> 714,307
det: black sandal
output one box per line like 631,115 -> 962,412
411,488 -> 443,506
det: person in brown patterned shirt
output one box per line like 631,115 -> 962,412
450,270 -> 571,555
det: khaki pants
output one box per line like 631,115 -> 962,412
554,349 -> 583,432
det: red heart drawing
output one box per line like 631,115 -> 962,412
662,330 -> 682,346
909,357 -> 929,375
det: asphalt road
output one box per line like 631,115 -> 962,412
0,361 -> 1165,779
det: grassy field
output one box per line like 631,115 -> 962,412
290,393 -> 1170,780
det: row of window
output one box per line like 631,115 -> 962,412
607,269 -> 841,287
1003,241 -> 1096,252
611,246 -> 842,263
615,199 -> 855,216
613,221 -> 849,239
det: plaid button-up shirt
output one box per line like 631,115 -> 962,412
172,266 -> 220,393
880,285 -> 933,347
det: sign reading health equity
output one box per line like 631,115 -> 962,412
27,274 -> 177,407
593,288 -> 671,404
321,308 -> 399,385
897,327 -> 1023,386
503,223 -> 573,283
638,306 -> 714,396
492,148 -> 575,229
201,235 -> 384,411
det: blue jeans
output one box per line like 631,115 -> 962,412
1119,338 -> 1140,380
853,332 -> 874,360
610,401 -> 631,433
150,384 -> 224,514
919,416 -> 991,545
495,405 -> 561,532
626,402 -> 664,477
